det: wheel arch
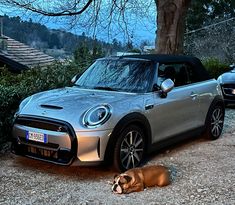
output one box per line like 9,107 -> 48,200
104,112 -> 152,164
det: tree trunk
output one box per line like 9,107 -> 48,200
155,0 -> 191,54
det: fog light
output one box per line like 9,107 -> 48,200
232,89 -> 235,95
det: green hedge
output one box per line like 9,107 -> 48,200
202,58 -> 230,79
0,62 -> 83,144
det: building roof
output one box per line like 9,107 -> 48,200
0,35 -> 55,71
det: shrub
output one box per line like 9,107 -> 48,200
0,61 -> 83,144
202,57 -> 230,79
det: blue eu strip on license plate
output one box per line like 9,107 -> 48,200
43,134 -> 47,143
26,131 -> 48,143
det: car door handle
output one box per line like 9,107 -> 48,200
190,93 -> 198,98
145,104 -> 154,110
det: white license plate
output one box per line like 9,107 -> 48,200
26,131 -> 48,143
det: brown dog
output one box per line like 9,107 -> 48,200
112,165 -> 170,194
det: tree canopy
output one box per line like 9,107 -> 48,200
2,0 -> 234,54
187,0 -> 235,30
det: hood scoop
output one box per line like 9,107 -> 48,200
40,104 -> 63,110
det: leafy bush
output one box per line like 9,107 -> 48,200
0,62 -> 83,144
202,58 -> 230,79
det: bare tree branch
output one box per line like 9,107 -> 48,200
5,0 -> 93,16
2,0 -> 157,50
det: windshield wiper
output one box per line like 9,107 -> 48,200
74,84 -> 84,88
94,86 -> 117,91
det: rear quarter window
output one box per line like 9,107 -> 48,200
157,61 -> 209,87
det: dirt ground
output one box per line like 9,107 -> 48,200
0,108 -> 235,205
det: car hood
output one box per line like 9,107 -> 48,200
19,87 -> 144,131
219,71 -> 235,84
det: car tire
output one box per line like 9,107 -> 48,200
113,125 -> 145,172
204,104 -> 225,140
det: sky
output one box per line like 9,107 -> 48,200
0,1 -> 157,47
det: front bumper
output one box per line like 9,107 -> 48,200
12,115 -> 113,166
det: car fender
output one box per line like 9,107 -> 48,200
104,112 -> 152,164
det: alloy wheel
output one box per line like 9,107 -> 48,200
211,107 -> 224,137
120,130 -> 144,170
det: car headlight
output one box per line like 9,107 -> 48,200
14,96 -> 32,119
83,104 -> 112,128
19,96 -> 32,112
217,76 -> 222,84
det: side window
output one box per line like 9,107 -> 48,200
157,64 -> 177,86
175,63 -> 201,86
185,63 -> 199,84
157,63 -> 200,87
174,64 -> 189,86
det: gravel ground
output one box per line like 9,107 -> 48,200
0,108 -> 235,205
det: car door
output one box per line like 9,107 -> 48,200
148,62 -> 201,144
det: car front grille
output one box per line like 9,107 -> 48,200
27,145 -> 58,159
13,116 -> 77,165
12,139 -> 73,164
15,117 -> 69,133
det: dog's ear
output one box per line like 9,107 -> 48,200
113,174 -> 120,183
113,174 -> 118,179
123,175 -> 132,183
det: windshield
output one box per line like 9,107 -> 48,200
75,59 -> 154,93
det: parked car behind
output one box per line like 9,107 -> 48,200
12,54 -> 225,171
218,64 -> 235,105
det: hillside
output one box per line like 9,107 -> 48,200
1,15 -> 124,59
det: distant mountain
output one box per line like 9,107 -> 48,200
0,15 -> 124,59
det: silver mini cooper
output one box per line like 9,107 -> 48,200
12,55 -> 225,171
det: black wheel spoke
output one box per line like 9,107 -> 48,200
133,152 -> 140,161
121,154 -> 129,163
135,137 -> 143,148
123,138 -> 130,147
126,156 -> 131,169
216,110 -> 221,119
131,155 -> 135,168
129,132 -> 133,145
133,132 -> 138,145
135,148 -> 144,152
121,148 -> 129,153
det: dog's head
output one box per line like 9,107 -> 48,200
112,174 -> 132,194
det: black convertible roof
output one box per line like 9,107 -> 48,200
119,54 -> 211,80
120,54 -> 200,64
